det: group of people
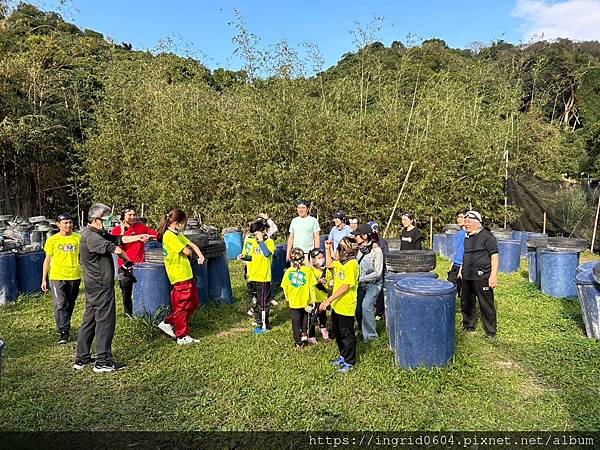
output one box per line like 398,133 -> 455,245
40,198 -> 499,374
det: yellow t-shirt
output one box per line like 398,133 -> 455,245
163,229 -> 193,284
242,237 -> 275,282
44,233 -> 81,280
282,266 -> 316,309
311,266 -> 332,303
331,259 -> 359,316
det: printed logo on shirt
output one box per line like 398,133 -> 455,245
59,244 -> 76,253
401,237 -> 413,242
477,270 -> 484,276
288,270 -> 307,288
243,241 -> 253,254
482,286 -> 490,291
339,272 -> 345,281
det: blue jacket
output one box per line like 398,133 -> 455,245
453,229 -> 467,265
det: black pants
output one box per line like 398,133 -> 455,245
118,276 -> 134,316
50,280 -> 80,333
331,310 -> 356,365
447,263 -> 462,298
308,310 -> 327,338
76,287 -> 117,365
460,278 -> 496,336
253,282 -> 271,328
290,308 -> 308,344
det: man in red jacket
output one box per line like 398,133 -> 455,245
111,206 -> 157,316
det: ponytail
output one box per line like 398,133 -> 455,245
157,208 -> 187,241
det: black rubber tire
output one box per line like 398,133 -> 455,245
386,250 -> 436,273
202,240 -> 227,258
144,248 -> 165,264
182,231 -> 209,249
442,224 -> 460,232
592,262 -> 600,284
387,238 -> 403,250
490,227 -> 512,233
547,237 -> 588,253
527,237 -> 549,250
0,215 -> 13,222
491,230 -> 513,240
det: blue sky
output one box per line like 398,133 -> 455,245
38,0 -> 600,71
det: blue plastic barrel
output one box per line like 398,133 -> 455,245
223,231 -> 243,260
0,252 -> 17,304
512,230 -> 523,242
207,254 -> 233,304
539,249 -> 579,298
577,261 -> 600,273
497,239 -> 521,273
443,233 -> 456,260
15,251 -> 45,295
144,240 -> 160,252
383,271 -> 439,351
433,234 -> 444,255
132,263 -> 172,319
522,232 -> 547,259
393,277 -> 456,368
191,260 -> 209,306
575,270 -> 600,338
271,244 -> 288,287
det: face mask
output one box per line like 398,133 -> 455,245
101,215 -> 113,231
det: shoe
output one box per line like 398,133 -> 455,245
294,343 -> 304,349
375,315 -> 382,321
320,327 -> 330,341
486,333 -> 496,339
158,321 -> 176,339
463,327 -> 476,333
176,335 -> 199,345
58,331 -> 70,344
247,308 -> 255,317
92,361 -> 127,373
307,337 -> 318,345
300,333 -> 308,343
270,299 -> 279,306
331,356 -> 345,367
338,362 -> 353,373
253,326 -> 270,335
73,358 -> 95,370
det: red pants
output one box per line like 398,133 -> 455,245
165,278 -> 199,338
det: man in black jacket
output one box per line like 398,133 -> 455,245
460,210 -> 499,338
74,203 -> 149,373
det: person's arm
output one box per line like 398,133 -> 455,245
122,234 -> 150,244
319,284 -> 349,311
360,248 -> 384,283
188,242 -> 206,265
255,232 -> 272,257
313,231 -> 320,251
287,232 -> 294,261
114,246 -> 131,263
265,217 -> 278,238
489,253 -> 499,288
41,255 -> 51,292
415,230 -> 423,250
144,225 -> 158,239
324,240 -> 335,269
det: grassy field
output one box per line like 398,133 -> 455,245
1,255 -> 600,431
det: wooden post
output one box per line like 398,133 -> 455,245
591,195 -> 600,252
383,162 -> 414,238
429,216 -> 433,250
543,211 -> 547,234
141,203 -> 144,218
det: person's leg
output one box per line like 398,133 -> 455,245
361,281 -> 381,341
256,282 -> 271,328
337,313 -> 357,366
447,263 -> 461,297
300,309 -> 308,342
182,279 -> 200,336
93,287 -> 117,365
290,308 -> 302,345
474,278 -> 497,336
50,280 -> 70,335
318,310 -> 330,340
167,281 -> 194,338
119,276 -> 134,316
331,310 -> 343,356
64,280 -> 80,335
460,279 -> 477,331
375,268 -> 387,317
75,292 -> 98,363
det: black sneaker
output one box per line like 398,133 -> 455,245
93,361 -> 127,373
73,358 -> 96,370
58,331 -> 69,344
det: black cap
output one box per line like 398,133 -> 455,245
332,210 -> 347,220
351,223 -> 373,236
56,212 -> 72,222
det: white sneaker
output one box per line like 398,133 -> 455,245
308,337 -> 318,345
247,308 -> 255,317
158,321 -> 176,339
177,335 -> 199,345
271,299 -> 279,306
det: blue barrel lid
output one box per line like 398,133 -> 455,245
386,272 -> 438,281
577,261 -> 599,272
497,239 -> 520,245
537,248 -> 579,255
395,277 -> 456,296
575,269 -> 597,286
134,262 -> 165,269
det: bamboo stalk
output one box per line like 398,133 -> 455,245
591,195 -> 600,253
383,161 -> 414,238
543,211 -> 547,234
429,216 -> 433,250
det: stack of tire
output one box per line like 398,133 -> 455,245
386,250 -> 436,274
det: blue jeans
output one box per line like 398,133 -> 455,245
356,280 -> 382,341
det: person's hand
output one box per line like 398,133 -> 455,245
254,231 -> 264,242
325,240 -> 333,249
237,254 -> 242,261
488,275 -> 498,289
319,300 -> 330,312
197,253 -> 205,265
258,213 -> 268,220
138,234 -> 151,243
41,279 -> 48,293
318,277 -> 326,285
457,267 -> 462,279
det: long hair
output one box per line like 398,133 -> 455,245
157,208 -> 187,241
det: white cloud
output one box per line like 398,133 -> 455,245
513,0 -> 600,42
